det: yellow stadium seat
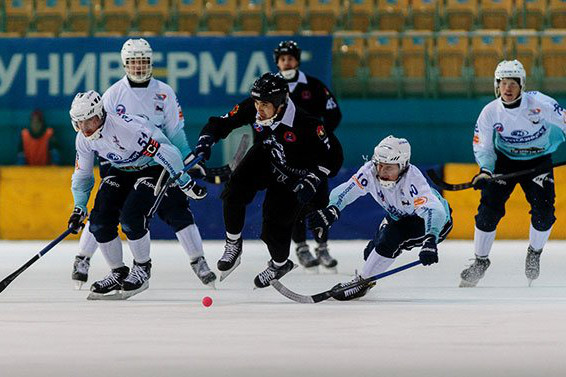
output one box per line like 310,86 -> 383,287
333,31 -> 365,78
549,0 -> 566,28
541,29 -> 566,77
444,0 -> 478,30
35,0 -> 66,35
436,30 -> 469,77
4,0 -> 32,35
507,29 -> 539,75
205,0 -> 237,34
515,0 -> 546,30
60,31 -> 90,37
400,31 -> 432,78
347,0 -> 374,32
412,0 -> 438,31
98,0 -> 135,34
471,30 -> 504,77
26,31 -> 57,37
367,31 -> 399,78
309,0 -> 341,33
239,0 -> 269,33
272,0 -> 306,33
376,0 -> 408,31
177,0 -> 204,33
480,0 -> 512,30
137,0 -> 169,34
68,0 -> 93,33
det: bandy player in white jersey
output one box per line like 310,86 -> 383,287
307,136 -> 453,300
460,60 -> 566,288
72,39 -> 216,289
67,90 -> 200,299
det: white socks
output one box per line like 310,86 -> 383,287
226,232 -> 241,241
529,224 -> 551,251
176,224 -> 204,261
127,232 -> 151,264
361,251 -> 395,279
474,227 -> 496,258
99,236 -> 124,269
78,223 -> 98,258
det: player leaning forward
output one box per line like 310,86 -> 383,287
307,136 -> 453,300
68,90 -> 200,299
461,60 -> 566,287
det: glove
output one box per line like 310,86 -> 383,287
292,172 -> 321,204
263,135 -> 286,166
307,205 -> 341,231
471,169 -> 493,190
179,180 -> 208,200
184,152 -> 207,179
68,207 -> 87,234
194,134 -> 214,161
419,235 -> 439,266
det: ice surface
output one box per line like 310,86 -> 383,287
1,239 -> 566,377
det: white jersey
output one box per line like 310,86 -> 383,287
329,162 -> 451,240
102,77 -> 190,156
71,112 -> 188,212
473,91 -> 566,172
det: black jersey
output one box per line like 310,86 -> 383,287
200,97 -> 343,178
286,71 -> 342,132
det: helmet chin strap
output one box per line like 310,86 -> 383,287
280,69 -> 298,80
255,113 -> 278,127
500,92 -> 522,106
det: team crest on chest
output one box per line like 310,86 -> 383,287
116,104 -> 126,115
301,90 -> 311,100
284,131 -> 297,142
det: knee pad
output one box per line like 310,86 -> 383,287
158,208 -> 195,232
89,222 -> 117,244
120,218 -> 147,241
531,209 -> 556,231
475,205 -> 504,232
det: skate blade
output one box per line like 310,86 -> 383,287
74,280 -> 85,290
120,281 -> 149,300
219,257 -> 241,282
528,279 -> 534,287
459,279 -> 478,288
87,290 -> 124,300
320,266 -> 338,274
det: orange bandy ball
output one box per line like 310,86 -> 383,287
202,296 -> 213,307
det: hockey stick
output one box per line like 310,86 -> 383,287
270,260 -> 422,303
427,160 -> 566,191
0,228 -> 74,294
202,133 -> 250,184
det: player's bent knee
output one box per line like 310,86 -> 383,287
89,222 -> 118,244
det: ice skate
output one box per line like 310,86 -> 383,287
191,256 -> 217,288
295,242 -> 319,272
460,257 -> 491,287
525,246 -> 542,286
121,260 -> 152,300
217,237 -> 243,282
331,275 -> 375,301
72,255 -> 90,290
315,242 -> 338,273
87,266 -> 129,300
254,259 -> 296,288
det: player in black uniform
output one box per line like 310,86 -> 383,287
274,40 -> 343,271
194,73 -> 343,288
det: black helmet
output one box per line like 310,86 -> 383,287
273,40 -> 301,65
250,73 -> 289,108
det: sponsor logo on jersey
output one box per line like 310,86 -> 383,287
553,103 -> 564,116
106,153 -> 122,161
116,104 -> 126,115
500,125 -> 547,144
377,190 -> 385,202
511,129 -> 528,137
527,108 -> 541,124
253,123 -> 263,132
317,125 -> 327,140
141,138 -> 160,157
509,146 -> 545,155
414,196 -> 428,206
532,172 -> 554,188
493,123 -> 504,132
154,93 -> 167,101
155,104 -> 164,112
402,200 -> 410,206
326,98 -> 337,110
473,134 -> 480,144
229,104 -> 239,117
284,131 -> 297,142
301,90 -> 312,100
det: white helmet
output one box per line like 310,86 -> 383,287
69,90 -> 105,140
494,59 -> 526,101
371,135 -> 411,188
121,38 -> 153,83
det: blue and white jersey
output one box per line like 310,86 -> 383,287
473,91 -> 566,172
329,162 -> 451,241
102,76 -> 190,156
71,112 -> 189,212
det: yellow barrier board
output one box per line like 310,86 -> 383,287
444,163 -> 566,239
0,167 -> 100,240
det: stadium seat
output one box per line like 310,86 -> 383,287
272,0 -> 306,33
59,31 -> 90,37
333,31 -> 365,78
480,0 -> 513,30
239,0 -> 269,33
68,0 -> 93,34
367,31 -> 399,78
26,31 -> 57,38
400,31 -> 432,78
507,29 -> 539,75
471,30 -> 504,93
435,30 -> 470,94
177,0 -> 204,34
411,0 -> 438,31
309,0 -> 341,33
205,0 -> 237,34
549,0 -> 566,28
35,0 -> 66,35
346,0 -> 374,32
444,0 -> 478,30
376,0 -> 408,31
515,0 -> 546,30
137,0 -> 169,34
98,0 -> 135,34
4,0 -> 33,35
541,29 -> 566,77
